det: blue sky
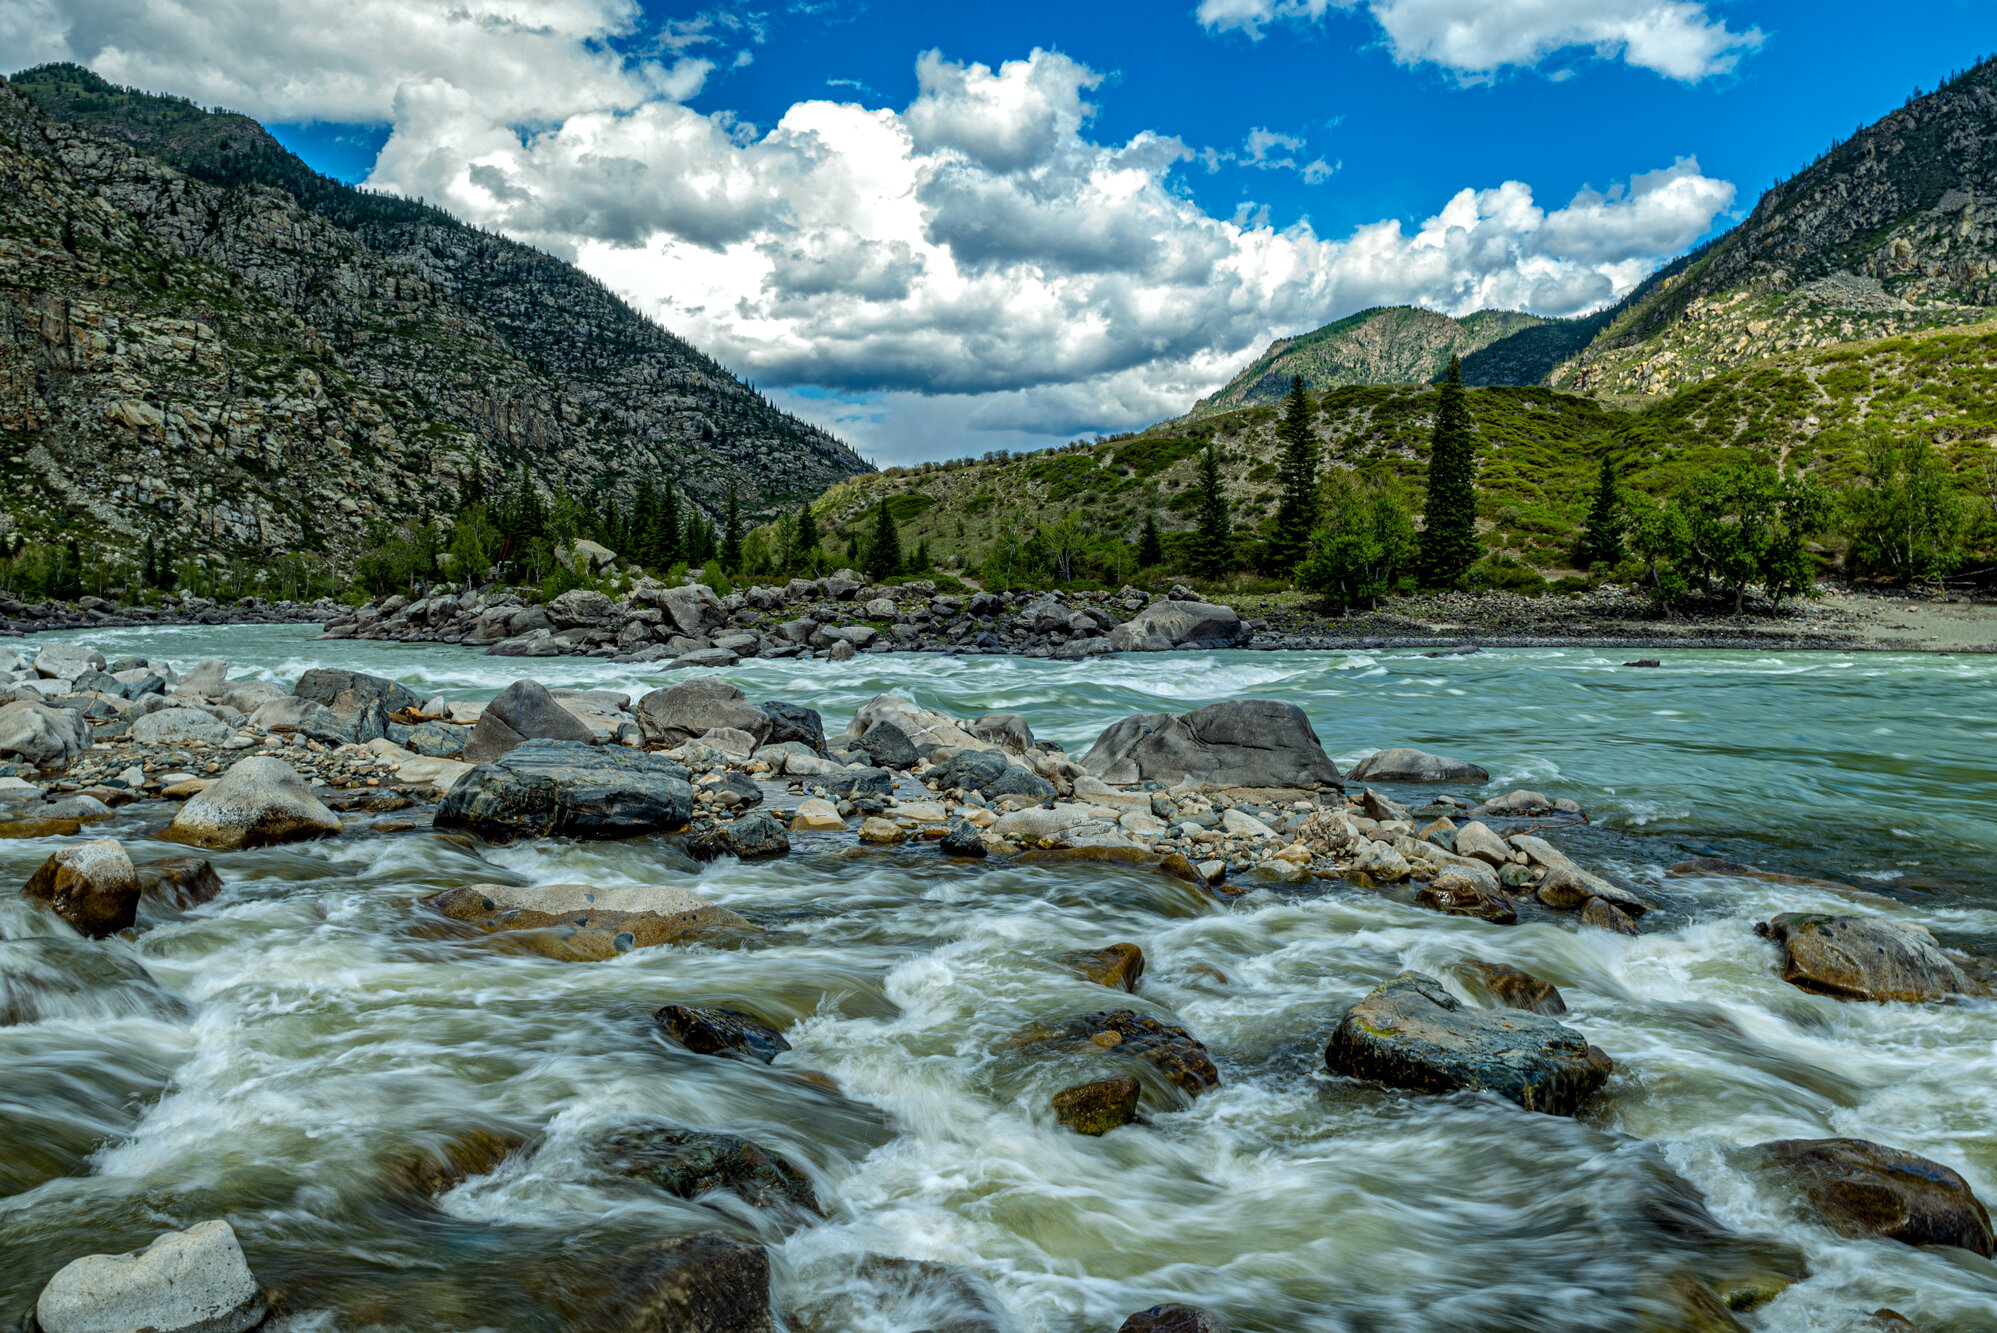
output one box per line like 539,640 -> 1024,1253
14,0 -> 1997,462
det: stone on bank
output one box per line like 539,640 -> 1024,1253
36,1219 -> 267,1333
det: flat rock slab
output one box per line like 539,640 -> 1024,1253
423,882 -> 744,961
1758,913 -> 1984,1002
435,740 -> 692,841
36,1219 -> 266,1333
1761,1137 -> 1994,1257
1325,971 -> 1612,1116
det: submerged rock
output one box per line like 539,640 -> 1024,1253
1347,748 -> 1490,783
132,855 -> 224,911
1081,699 -> 1344,790
21,839 -> 140,937
597,1121 -> 820,1213
160,757 -> 343,851
422,883 -> 745,961
1459,960 -> 1567,1016
1756,914 -> 1983,1002
435,740 -> 692,841
0,936 -> 190,1027
1118,1306 -> 1230,1333
1050,1010 -> 1220,1098
1760,1138 -> 1994,1257
1064,943 -> 1145,992
1325,971 -> 1612,1116
1053,1074 -> 1141,1136
788,1254 -> 1010,1333
36,1219 -> 266,1333
655,1005 -> 793,1063
554,1232 -> 775,1333
398,1127 -> 534,1199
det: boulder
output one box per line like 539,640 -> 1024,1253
35,1219 -> 266,1333
1761,1138 -> 1992,1257
173,658 -> 230,699
939,818 -> 987,857
435,741 -> 693,841
546,588 -> 615,627
1325,971 -> 1612,1116
462,679 -> 596,763
1756,914 -> 1983,1003
248,695 -> 376,744
852,720 -> 921,770
1065,943 -> 1144,992
1081,699 -> 1344,790
1118,1307 -> 1230,1333
1582,897 -> 1640,935
1451,821 -> 1511,866
1511,834 -> 1651,917
638,679 -> 773,748
219,681 -> 288,714
34,642 -> 105,680
717,811 -> 791,859
404,720 -> 468,757
596,1121 -> 819,1213
1045,1010 -> 1220,1098
131,708 -> 233,746
846,694 -> 990,755
1347,748 -> 1491,783
1110,600 -> 1246,649
1460,960 -> 1566,1016
1053,1074 -> 1141,1136
759,701 -> 826,754
133,856 -> 224,910
655,1005 -> 792,1063
0,699 -> 92,765
22,839 -> 140,937
292,667 -> 422,716
555,1232 -> 775,1333
161,758 -> 342,851
423,882 -> 744,960
969,712 -> 1035,752
1415,873 -> 1517,924
821,767 -> 895,799
930,749 -> 1055,801
1350,838 -> 1411,882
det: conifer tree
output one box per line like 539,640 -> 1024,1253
656,482 -> 682,567
141,533 -> 159,589
1576,453 -> 1626,569
684,507 -> 714,567
864,499 -> 901,581
1268,375 -> 1319,575
1191,442 -> 1234,578
718,487 -> 742,572
630,480 -> 658,565
795,500 -> 819,564
1137,510 -> 1164,568
1417,356 -> 1480,587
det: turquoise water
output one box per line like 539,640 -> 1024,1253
2,625 -> 1993,1331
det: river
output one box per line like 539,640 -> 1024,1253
3,625 -> 1993,1332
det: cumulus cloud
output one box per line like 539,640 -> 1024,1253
32,7 -> 1737,459
1200,0 -> 1764,82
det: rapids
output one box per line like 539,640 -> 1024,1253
2,625 -> 1993,1332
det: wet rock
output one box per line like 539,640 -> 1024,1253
22,839 -> 141,937
1053,1010 -> 1220,1097
597,1121 -> 820,1213
721,811 -> 791,859
0,936 -> 190,1027
133,855 -> 223,910
858,816 -> 905,844
758,700 -> 826,754
1460,961 -> 1567,1016
639,679 -> 773,748
0,699 -> 93,765
398,1127 -> 533,1198
462,678 -> 596,763
161,757 -> 343,851
939,818 -> 987,857
1450,820 -> 1511,866
35,1219 -> 266,1333
789,1255 -> 1008,1333
436,740 -> 692,841
790,799 -> 844,830
1583,897 -> 1640,935
1512,834 -> 1651,917
1415,873 -> 1518,924
969,711 -> 1035,752
404,719 -> 468,757
1053,1074 -> 1141,1135
821,767 -> 895,799
931,749 -> 1055,801
655,1005 -> 792,1063
1360,789 -> 1411,823
1118,1305 -> 1230,1333
1756,914 -> 1983,1003
130,707 -> 233,746
0,816 -> 83,839
293,667 -> 423,716
1350,838 -> 1411,882
556,1232 -> 775,1333
705,771 -> 764,808
1111,600 -> 1246,649
852,720 -> 921,770
1081,699 -> 1344,789
423,882 -> 745,961
42,794 -> 113,822
1760,1138 -> 1993,1257
1481,789 -> 1556,816
1325,971 -> 1613,1116
1064,943 -> 1145,992
1347,748 -> 1490,783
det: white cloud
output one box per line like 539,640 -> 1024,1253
29,10 -> 1737,461
1199,0 -> 1764,82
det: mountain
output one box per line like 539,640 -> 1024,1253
0,64 -> 868,562
1187,306 -> 1555,415
1552,57 -> 1997,396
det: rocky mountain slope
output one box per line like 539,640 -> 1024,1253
0,65 -> 868,561
1552,57 -> 1997,396
1188,306 -> 1553,415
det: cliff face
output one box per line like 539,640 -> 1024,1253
0,67 -> 869,560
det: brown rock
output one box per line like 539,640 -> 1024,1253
422,883 -> 747,961
1756,914 -> 1983,1003
1117,1305 -> 1230,1333
1044,1010 -> 1219,1098
21,839 -> 139,937
1052,1074 -> 1141,1135
1761,1138 -> 1993,1257
1462,961 -> 1567,1015
133,856 -> 223,910
398,1127 -> 533,1199
1415,872 -> 1517,924
1582,897 -> 1640,935
0,818 -> 84,839
549,1232 -> 775,1333
1064,943 -> 1145,992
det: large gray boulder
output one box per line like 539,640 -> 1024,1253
0,699 -> 92,765
1082,699 -> 1343,790
545,588 -> 615,627
1108,600 -> 1246,650
436,740 -> 693,841
172,657 -> 230,700
847,695 -> 990,755
21,839 -> 140,938
248,696 -> 380,745
932,749 -> 1055,801
1347,748 -> 1490,783
462,679 -> 596,763
131,708 -> 233,746
1325,971 -> 1613,1116
292,667 -> 423,716
637,679 -> 772,748
1757,914 -> 1984,1003
33,642 -> 104,680
160,757 -> 343,851
36,1219 -> 266,1333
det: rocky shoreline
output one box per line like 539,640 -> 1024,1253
4,639 -> 1992,1332
0,593 -> 334,636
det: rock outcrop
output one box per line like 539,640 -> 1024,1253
1347,748 -> 1490,783
435,741 -> 692,841
1082,699 -> 1344,789
1761,1138 -> 1994,1257
21,839 -> 140,937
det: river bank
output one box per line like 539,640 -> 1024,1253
2,628 -> 1993,1332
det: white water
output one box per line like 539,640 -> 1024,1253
2,627 -> 1993,1331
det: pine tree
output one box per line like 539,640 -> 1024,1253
684,507 -> 714,567
631,480 -> 658,565
1417,356 -> 1480,587
1191,442 -> 1234,578
141,533 -> 159,589
795,500 -> 819,561
1268,375 -> 1319,575
864,499 -> 901,581
718,487 -> 742,572
656,482 -> 682,567
1137,510 -> 1164,568
1576,453 -> 1626,569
